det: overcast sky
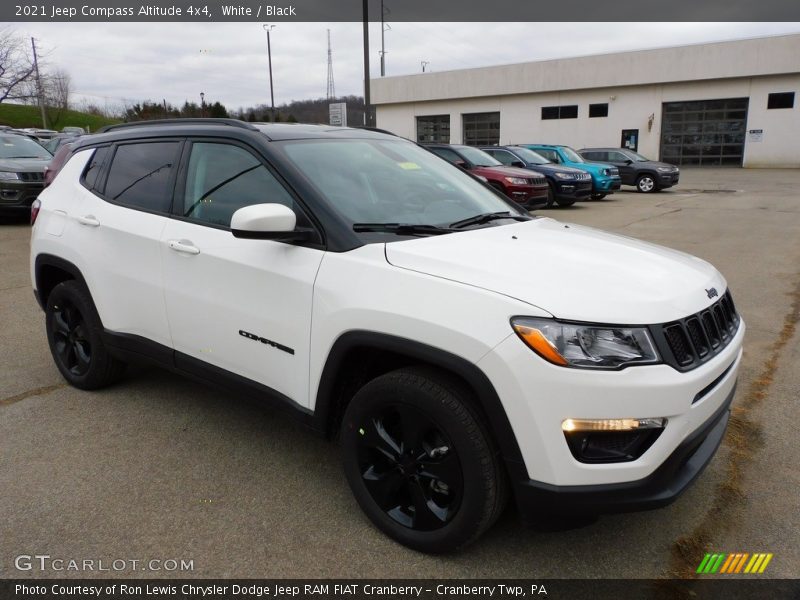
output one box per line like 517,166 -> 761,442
14,22 -> 800,112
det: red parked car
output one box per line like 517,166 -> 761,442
425,144 -> 549,208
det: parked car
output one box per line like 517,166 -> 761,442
44,133 -> 82,155
424,143 -> 549,208
22,128 -> 59,142
0,133 -> 52,216
31,119 -> 743,553
480,145 -> 592,207
43,142 -> 76,189
578,148 -> 680,193
522,144 -> 621,200
62,126 -> 86,135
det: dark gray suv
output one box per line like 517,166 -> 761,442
578,148 -> 679,193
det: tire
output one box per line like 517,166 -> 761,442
590,193 -> 607,200
545,183 -> 556,208
555,198 -> 576,208
45,280 -> 126,390
636,174 -> 657,193
340,367 -> 507,553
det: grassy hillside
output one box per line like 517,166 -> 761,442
0,103 -> 120,132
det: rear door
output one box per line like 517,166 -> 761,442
71,140 -> 180,348
160,139 -> 324,408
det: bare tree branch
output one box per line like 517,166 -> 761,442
0,28 -> 37,104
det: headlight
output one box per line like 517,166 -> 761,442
657,167 -> 673,173
0,171 -> 20,181
553,172 -> 575,180
504,176 -> 528,185
511,317 -> 660,369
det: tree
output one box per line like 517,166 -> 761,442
0,28 -> 36,104
42,69 -> 71,127
208,101 -> 228,118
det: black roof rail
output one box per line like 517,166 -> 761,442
97,118 -> 259,133
355,126 -> 398,137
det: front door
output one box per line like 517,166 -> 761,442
160,139 -> 324,408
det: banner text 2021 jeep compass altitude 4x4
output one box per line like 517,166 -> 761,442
30,120 -> 744,553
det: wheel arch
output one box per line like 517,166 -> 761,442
34,254 -> 89,310
313,331 -> 528,481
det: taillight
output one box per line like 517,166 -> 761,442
31,198 -> 41,225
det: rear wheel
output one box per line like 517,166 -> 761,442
45,281 -> 126,390
340,367 -> 507,553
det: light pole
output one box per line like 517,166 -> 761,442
421,61 -> 429,73
263,24 -> 276,122
200,92 -> 205,117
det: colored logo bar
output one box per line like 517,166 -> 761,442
696,552 -> 773,574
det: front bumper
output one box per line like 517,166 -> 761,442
659,172 -> 680,187
506,183 -> 549,207
512,382 -> 734,517
556,180 -> 593,200
0,181 -> 44,213
594,176 -> 622,192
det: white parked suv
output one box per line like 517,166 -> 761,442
30,120 -> 744,553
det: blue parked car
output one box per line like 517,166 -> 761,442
520,144 -> 621,200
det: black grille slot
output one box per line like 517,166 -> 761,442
702,311 -> 721,348
529,177 -> 546,186
686,318 -> 709,357
655,289 -> 740,371
664,324 -> 693,366
17,171 -> 44,182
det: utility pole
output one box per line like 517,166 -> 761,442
362,0 -> 373,126
263,24 -> 276,122
30,38 -> 47,129
379,0 -> 390,77
326,29 -> 335,101
200,92 -> 205,117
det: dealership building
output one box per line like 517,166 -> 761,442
371,34 -> 800,167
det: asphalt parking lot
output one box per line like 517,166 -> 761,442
1,168 -> 798,579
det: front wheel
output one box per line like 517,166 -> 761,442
636,174 -> 657,193
590,193 -> 607,200
545,183 -> 556,208
555,198 -> 576,207
340,367 -> 507,553
45,281 -> 126,390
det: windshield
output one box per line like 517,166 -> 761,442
625,150 -> 651,162
509,147 -> 549,165
457,146 -> 502,167
281,139 -> 521,229
560,147 -> 584,163
0,135 -> 52,159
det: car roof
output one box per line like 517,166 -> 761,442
579,147 -> 628,151
91,119 -> 398,144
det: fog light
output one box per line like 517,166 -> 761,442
562,418 -> 666,463
562,417 -> 666,432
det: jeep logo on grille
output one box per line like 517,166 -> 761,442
706,287 -> 719,299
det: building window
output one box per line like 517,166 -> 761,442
767,92 -> 795,109
589,103 -> 609,118
541,105 -> 578,120
416,115 -> 450,143
462,112 -> 500,146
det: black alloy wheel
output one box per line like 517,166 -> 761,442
356,404 -> 463,531
341,367 -> 507,553
51,299 -> 92,376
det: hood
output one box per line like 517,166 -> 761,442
527,163 -> 588,176
384,218 -> 726,324
476,165 -> 540,179
0,157 -> 50,172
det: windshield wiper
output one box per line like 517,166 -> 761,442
449,211 -> 530,229
353,222 -> 455,235
8,156 -> 44,159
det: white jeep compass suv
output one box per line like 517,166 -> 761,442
30,120 -> 744,553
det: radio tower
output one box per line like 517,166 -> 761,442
326,29 -> 336,101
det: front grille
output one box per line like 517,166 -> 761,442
576,173 -> 592,181
527,176 -> 547,186
654,290 -> 739,371
608,168 -> 619,176
17,171 -> 44,182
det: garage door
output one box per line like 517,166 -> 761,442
660,98 -> 748,166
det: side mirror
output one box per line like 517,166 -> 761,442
231,203 -> 312,241
511,160 -> 525,168
624,159 -> 633,165
454,159 -> 468,169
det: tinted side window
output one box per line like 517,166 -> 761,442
104,142 -> 180,212
608,152 -> 628,162
82,146 -> 110,191
430,147 -> 462,164
536,149 -> 558,162
491,150 -> 516,166
182,142 -> 296,228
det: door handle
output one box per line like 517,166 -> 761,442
77,215 -> 100,227
167,239 -> 200,255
